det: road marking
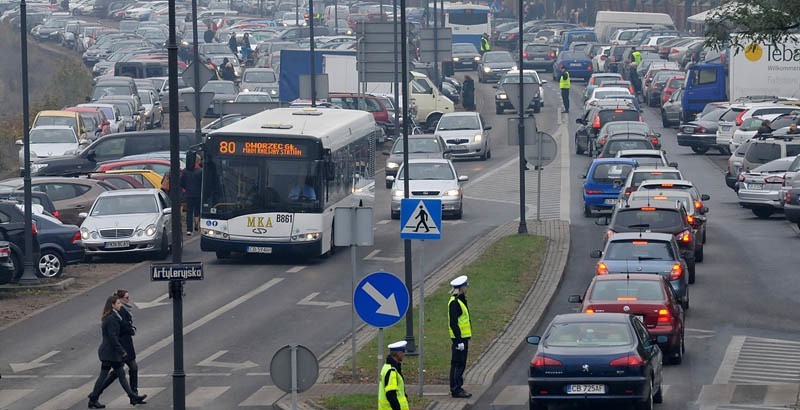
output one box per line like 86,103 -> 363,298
0,389 -> 33,408
363,249 -> 403,263
715,336 -> 746,384
687,327 -> 716,339
246,372 -> 270,376
285,266 -> 306,273
105,387 -> 164,408
557,121 -> 570,222
297,292 -> 350,309
197,350 -> 258,371
134,293 -> 169,309
34,387 -> 92,410
376,219 -> 392,225
10,350 -> 59,373
239,386 -> 285,407
186,386 -> 230,407
43,374 -> 92,378
715,336 -> 800,385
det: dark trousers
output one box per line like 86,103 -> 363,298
185,197 -> 200,232
98,359 -> 138,395
449,339 -> 469,392
561,88 -> 570,112
90,360 -> 136,400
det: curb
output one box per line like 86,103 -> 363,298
0,277 -> 75,293
275,219 -> 570,409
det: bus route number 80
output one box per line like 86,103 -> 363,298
219,141 -> 237,154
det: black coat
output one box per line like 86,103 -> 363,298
98,312 -> 127,363
180,167 -> 203,199
462,79 -> 475,111
118,306 -> 136,360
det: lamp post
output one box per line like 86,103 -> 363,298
517,0 -> 528,234
400,0 -> 416,354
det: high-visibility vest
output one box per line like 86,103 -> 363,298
632,51 -> 642,65
559,71 -> 571,89
448,296 -> 472,339
480,36 -> 491,52
378,364 -> 409,410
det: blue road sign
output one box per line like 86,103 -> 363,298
400,198 -> 442,240
354,271 -> 410,328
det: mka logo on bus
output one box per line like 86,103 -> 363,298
246,214 -> 293,227
744,43 -> 800,62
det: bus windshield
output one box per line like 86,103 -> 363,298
448,11 -> 488,26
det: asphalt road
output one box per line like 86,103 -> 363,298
474,77 -> 800,410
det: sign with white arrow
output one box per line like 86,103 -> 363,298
198,350 -> 258,371
297,292 -> 350,309
10,351 -> 59,372
134,293 -> 169,309
354,271 -> 409,328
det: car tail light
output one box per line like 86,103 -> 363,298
641,207 -> 656,211
523,52 -> 529,58
676,229 -> 691,243
787,190 -> 793,204
71,231 -> 81,244
600,55 -> 607,60
657,308 -> 672,325
31,223 -> 37,236
617,297 -> 638,301
669,263 -> 682,280
599,138 -> 607,145
735,110 -> 748,126
765,175 -> 785,184
589,77 -> 595,85
651,138 -> 659,145
629,86 -> 635,94
549,51 -> 555,58
0,247 -> 9,258
695,200 -> 703,210
671,48 -> 679,54
624,187 -> 634,197
585,189 -> 602,194
585,308 -> 595,314
695,126 -> 706,133
508,33 -> 516,39
531,354 -> 563,367
593,114 -> 601,128
605,229 -> 616,241
610,354 -> 644,367
52,210 -> 61,220
588,64 -> 593,70
687,215 -> 694,224
597,262 -> 608,275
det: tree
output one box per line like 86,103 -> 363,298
704,0 -> 800,51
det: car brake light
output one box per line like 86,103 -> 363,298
617,297 -> 638,301
593,114 -> 601,128
765,175 -> 785,184
632,241 -> 648,244
695,200 -> 703,209
549,52 -> 555,58
677,229 -> 691,243
651,138 -> 659,145
52,210 -> 61,220
600,138 -> 607,145
585,189 -> 602,194
71,231 -> 81,244
589,78 -> 595,85
787,190 -> 793,204
585,308 -> 595,314
687,215 -> 694,224
614,109 -> 624,113
657,308 -> 672,325
31,223 -> 37,236
610,354 -> 644,367
669,263 -> 682,280
508,33 -> 516,39
641,207 -> 656,211
654,196 -> 668,200
588,64 -> 592,70
0,247 -> 9,258
735,109 -> 748,126
523,52 -> 529,58
695,126 -> 706,133
531,354 -> 563,367
661,183 -> 674,188
597,262 -> 608,275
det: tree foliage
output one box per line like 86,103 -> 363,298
705,0 -> 800,51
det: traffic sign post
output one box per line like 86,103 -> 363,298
503,82 -> 538,114
270,344 -> 319,410
183,91 -> 215,121
354,271 -> 410,376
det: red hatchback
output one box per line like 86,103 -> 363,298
328,93 -> 393,134
569,274 -> 686,364
661,76 -> 686,106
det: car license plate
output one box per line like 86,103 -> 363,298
684,127 -> 695,133
721,126 -> 730,131
604,198 -> 619,205
570,63 -> 582,67
247,246 -> 272,254
747,183 -> 764,190
567,384 -> 605,394
450,146 -> 468,153
105,241 -> 130,249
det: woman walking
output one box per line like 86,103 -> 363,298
87,295 -> 147,409
462,75 -> 475,111
94,290 -> 141,400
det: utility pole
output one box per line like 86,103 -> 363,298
517,0 -> 527,234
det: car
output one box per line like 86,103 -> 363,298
636,179 -> 710,211
201,113 -> 249,135
98,96 -> 145,132
521,42 -> 556,71
94,159 -> 174,176
88,172 -> 149,189
660,76 -> 685,106
618,166 -> 684,200
387,159 -> 467,219
602,199 -> 697,283
726,140 -> 753,190
478,51 -> 517,83
79,188 -> 172,259
629,189 -> 708,261
97,169 -> 162,188
584,86 -> 632,107
583,72 -> 622,101
234,91 -> 274,103
382,134 -> 450,186
32,210 -> 84,278
434,112 -> 492,160
77,103 -> 125,134
590,45 -> 612,72
137,89 -> 163,129
451,42 -> 481,70
63,106 -> 112,139
741,134 -> 800,174
737,156 -> 796,219
0,201 -> 41,281
729,114 -> 785,152
660,88 -> 683,127
677,103 -> 731,154
597,121 -> 661,151
239,67 -> 279,98
32,110 -> 90,141
0,241 -> 16,285
598,135 -> 656,159
574,102 -> 641,156
581,158 -> 637,216
0,191 -> 61,221
718,104 -> 800,152
643,70 -> 683,107
526,313 -> 664,410
596,79 -> 635,95
17,126 -> 84,174
569,273 -> 686,363
552,50 -> 593,80
616,149 -> 675,168
494,70 -> 546,114
200,80 -> 239,117
0,177 -> 115,226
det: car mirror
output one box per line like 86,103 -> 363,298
15,139 -> 22,146
484,125 -> 492,130
541,80 -> 547,84
458,175 -> 469,182
580,174 -> 586,179
163,207 -> 171,215
386,176 -> 395,183
701,206 -> 709,214
526,335 -> 541,345
668,162 -> 678,168
568,295 -> 582,303
701,194 -> 710,201
78,212 -> 88,219
575,118 -> 584,124
655,132 -> 661,137
590,250 -> 602,258
594,216 -> 610,226
86,149 -> 96,162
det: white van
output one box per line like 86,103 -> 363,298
409,71 -> 454,131
594,11 -> 675,43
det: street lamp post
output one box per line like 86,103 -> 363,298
400,0 -> 416,354
517,0 -> 527,234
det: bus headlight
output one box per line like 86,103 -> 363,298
202,228 -> 229,239
291,232 -> 321,241
483,66 -> 492,73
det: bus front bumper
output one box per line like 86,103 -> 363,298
201,235 -> 322,256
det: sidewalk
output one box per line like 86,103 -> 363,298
276,219 -> 570,410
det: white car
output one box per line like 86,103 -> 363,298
615,149 -> 675,168
79,189 -> 172,259
585,86 -> 632,107
435,112 -> 492,160
17,126 -> 83,172
387,159 -> 468,219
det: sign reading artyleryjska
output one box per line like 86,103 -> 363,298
150,263 -> 204,281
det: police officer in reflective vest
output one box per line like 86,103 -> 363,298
480,33 -> 491,55
631,47 -> 642,65
559,64 -> 571,113
448,275 -> 472,398
379,341 -> 409,410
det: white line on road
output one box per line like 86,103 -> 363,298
557,121 -> 571,222
286,266 -> 306,273
714,336 -> 746,384
0,389 -> 33,408
376,219 -> 392,225
43,375 -> 92,379
186,386 -> 231,407
363,249 -> 403,263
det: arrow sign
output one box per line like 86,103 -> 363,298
297,292 -> 350,309
135,293 -> 169,309
354,271 -> 409,328
10,351 -> 59,372
198,350 -> 258,371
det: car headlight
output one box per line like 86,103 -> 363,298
474,56 -> 481,61
511,65 -> 518,71
444,189 -> 461,196
81,227 -> 89,240
270,89 -> 278,95
291,232 -> 320,241
474,134 -> 482,142
31,163 -> 48,172
452,57 -> 460,62
202,228 -> 229,239
145,224 -> 157,237
483,66 -> 492,73
386,162 -> 399,169
498,93 -> 507,99
242,88 -> 250,93
392,190 -> 404,198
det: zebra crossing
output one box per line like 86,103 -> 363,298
714,336 -> 800,385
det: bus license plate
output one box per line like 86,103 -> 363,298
567,384 -> 605,394
105,241 -> 129,249
247,246 -> 272,254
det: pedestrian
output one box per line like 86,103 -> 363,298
203,26 -> 214,43
228,31 -> 238,55
480,32 -> 491,55
95,290 -> 141,399
628,60 -> 642,96
180,154 -> 203,235
559,64 -> 571,113
462,75 -> 475,111
448,275 -> 472,398
378,341 -> 409,410
220,57 -> 235,81
184,12 -> 192,23
788,123 -> 800,134
756,119 -> 773,137
631,46 -> 642,65
87,295 -> 147,409
242,32 -> 252,62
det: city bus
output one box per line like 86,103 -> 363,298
199,107 -> 378,259
443,3 -> 491,51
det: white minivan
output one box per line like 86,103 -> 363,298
409,71 -> 455,131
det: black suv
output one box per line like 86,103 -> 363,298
601,199 -> 697,283
0,201 -> 42,282
574,102 -> 642,156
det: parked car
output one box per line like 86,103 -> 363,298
387,159 -> 467,219
0,177 -> 115,225
741,134 -> 800,174
0,241 -> 15,285
137,88 -> 163,128
676,102 -> 731,154
0,201 -> 41,281
434,112 -> 492,160
581,158 -> 637,216
239,67 -> 279,98
94,159 -> 173,176
32,110 -> 90,141
660,76 -> 685,106
17,126 -> 84,175
0,191 -> 61,221
32,211 -> 84,278
382,134 -> 450,185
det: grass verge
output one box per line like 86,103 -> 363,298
319,393 -> 431,410
332,234 -> 548,390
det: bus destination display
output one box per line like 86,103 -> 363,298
217,139 -> 308,158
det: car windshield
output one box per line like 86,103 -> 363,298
202,82 -> 236,94
500,74 -> 538,84
631,171 -> 679,185
558,51 -> 584,60
615,209 -> 683,230
604,240 -> 675,261
591,163 -> 633,183
244,70 -> 277,83
92,85 -> 131,100
624,155 -> 664,166
666,78 -> 685,89
484,52 -> 513,63
589,280 -> 666,301
138,92 -> 153,104
526,44 -> 550,53
545,322 -> 632,347
35,116 -> 76,128
235,94 -> 272,102
397,163 -> 454,180
605,123 -> 650,135
606,140 -> 653,156
30,129 -> 76,144
437,115 -> 479,131
392,138 -> 441,154
453,43 -> 478,53
90,195 -> 159,216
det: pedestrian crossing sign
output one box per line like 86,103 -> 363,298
400,199 -> 442,240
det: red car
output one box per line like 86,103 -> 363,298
569,273 -> 686,364
661,76 -> 686,106
93,159 -> 174,176
63,107 -> 111,139
328,93 -> 393,135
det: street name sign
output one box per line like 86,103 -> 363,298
150,262 -> 204,281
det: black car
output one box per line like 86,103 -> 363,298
597,135 -> 656,158
574,102 -> 641,156
0,201 -> 42,281
521,42 -> 556,71
33,212 -> 84,278
31,130 -> 202,177
0,191 -> 59,221
676,103 -> 730,154
478,51 -> 517,83
451,42 -> 480,71
526,313 -> 664,410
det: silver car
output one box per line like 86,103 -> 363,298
737,156 -> 795,219
79,189 -> 172,259
435,112 -> 492,160
388,159 -> 468,219
240,68 -> 279,99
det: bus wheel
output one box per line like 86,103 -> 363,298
215,251 -> 231,259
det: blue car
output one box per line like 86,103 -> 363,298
526,313 -> 664,410
582,158 -> 637,217
553,51 -> 593,81
33,213 -> 84,278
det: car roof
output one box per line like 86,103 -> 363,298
608,232 -> 674,241
591,158 -> 638,165
406,158 -> 451,164
97,188 -> 162,198
36,110 -> 79,117
553,312 -> 630,323
631,166 -> 680,173
441,111 -> 479,118
31,125 -> 75,130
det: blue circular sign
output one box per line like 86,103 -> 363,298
354,271 -> 410,328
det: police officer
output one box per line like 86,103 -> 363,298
559,64 -> 571,113
448,275 -> 472,398
631,46 -> 642,65
379,341 -> 409,410
480,33 -> 491,55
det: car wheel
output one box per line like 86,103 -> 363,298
752,208 -> 773,219
634,378 -> 654,410
586,139 -> 595,157
670,332 -> 685,365
215,250 -> 231,259
695,244 -> 704,262
486,148 -> 492,159
10,252 -> 22,281
688,259 -> 696,284
575,137 -> 584,155
691,145 -> 709,154
654,376 -> 664,402
37,250 -> 64,278
703,228 -> 707,244
583,204 -> 592,217
496,105 -> 503,115
455,205 -> 463,219
155,231 -> 170,260
529,399 -> 547,410
425,113 -> 441,132
661,112 -> 669,128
